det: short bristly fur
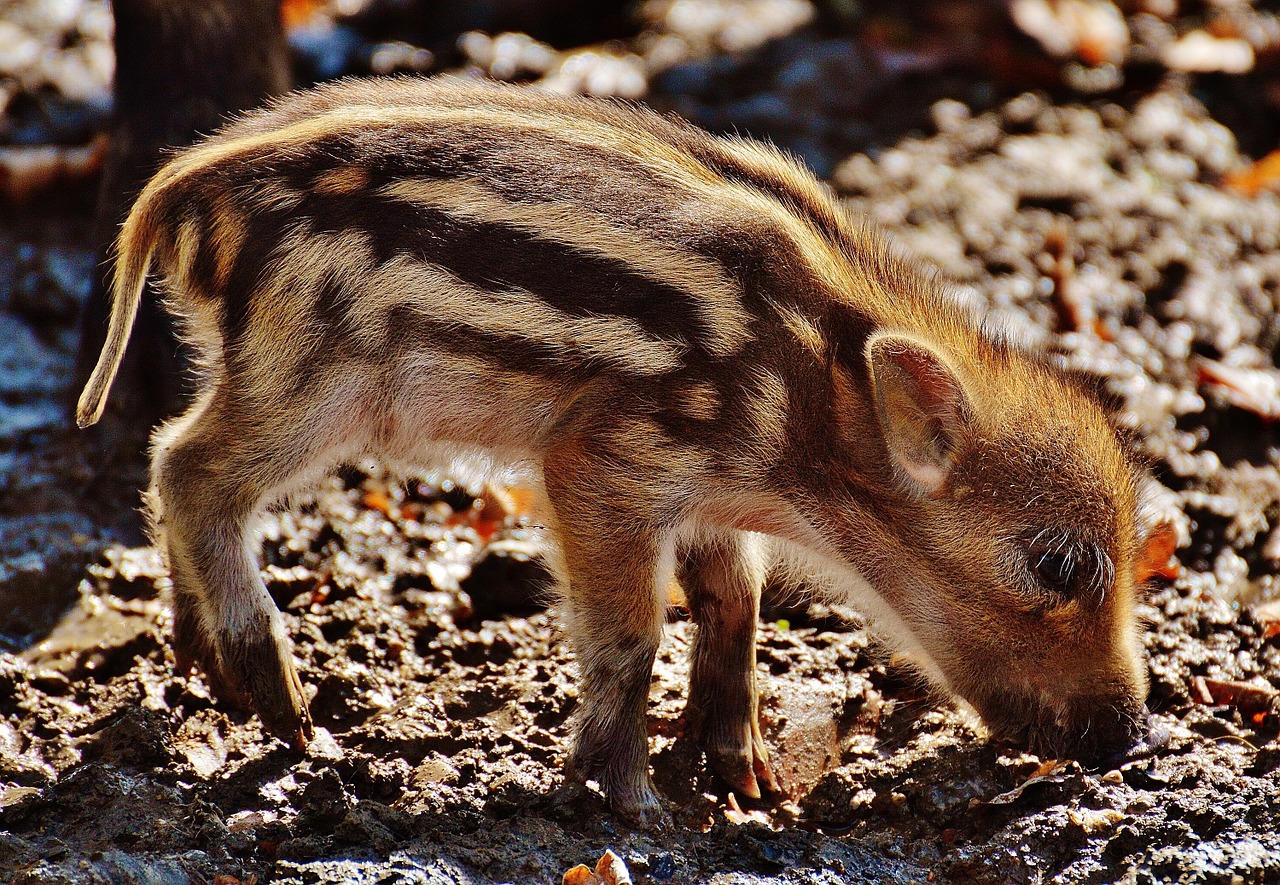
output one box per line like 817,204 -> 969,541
79,76 -> 1161,823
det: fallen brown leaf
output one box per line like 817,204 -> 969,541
595,850 -> 633,885
1067,806 -> 1125,834
562,850 -> 633,885
1194,359 -> 1280,420
1224,150 -> 1280,198
562,865 -> 595,885
1193,676 -> 1280,716
361,488 -> 398,519
470,483 -> 542,541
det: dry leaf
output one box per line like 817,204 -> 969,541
1190,675 -> 1215,705
361,488 -> 398,519
483,483 -> 541,519
562,865 -> 595,885
1193,677 -> 1280,716
1194,359 -> 1280,420
1224,150 -> 1280,198
562,851 -> 633,885
595,850 -> 633,885
1068,807 -> 1125,833
1031,758 -> 1063,778
471,483 -> 542,540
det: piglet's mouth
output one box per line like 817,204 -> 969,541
1097,716 -> 1169,768
981,698 -> 1162,767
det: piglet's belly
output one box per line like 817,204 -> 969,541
347,350 -> 570,464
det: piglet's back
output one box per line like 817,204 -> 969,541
82,78 -> 974,430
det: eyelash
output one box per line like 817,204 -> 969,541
1023,529 -> 1114,606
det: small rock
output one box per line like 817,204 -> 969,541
1068,806 -> 1126,834
1162,30 -> 1255,74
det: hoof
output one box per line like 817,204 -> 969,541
225,627 -> 313,748
614,784 -> 670,831
177,617 -> 313,749
567,756 -> 666,829
697,721 -> 779,800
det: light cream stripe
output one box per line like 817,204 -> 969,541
236,223 -> 339,372
718,135 -> 853,234
382,176 -> 753,357
363,252 -> 685,375
747,368 -> 790,456
775,304 -> 827,359
146,105 -> 717,200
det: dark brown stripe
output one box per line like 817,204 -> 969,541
289,187 -> 727,362
381,303 -> 619,381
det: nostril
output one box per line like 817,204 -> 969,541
1132,710 -> 1170,756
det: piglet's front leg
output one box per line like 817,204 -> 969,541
680,531 -> 778,799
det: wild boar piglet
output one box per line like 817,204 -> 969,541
78,77 -> 1166,823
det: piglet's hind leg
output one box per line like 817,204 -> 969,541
151,390 -> 313,748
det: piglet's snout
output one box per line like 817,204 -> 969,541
1099,709 -> 1169,767
1048,702 -> 1165,768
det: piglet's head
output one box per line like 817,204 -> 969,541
859,330 -> 1169,764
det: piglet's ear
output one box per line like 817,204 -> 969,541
1134,519 -> 1180,584
867,333 -> 971,498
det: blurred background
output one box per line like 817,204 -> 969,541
4,0 -> 1280,179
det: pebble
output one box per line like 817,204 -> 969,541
659,0 -> 813,54
1162,31 -> 1255,74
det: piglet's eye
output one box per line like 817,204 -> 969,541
1025,531 -> 1111,606
1032,548 -> 1077,593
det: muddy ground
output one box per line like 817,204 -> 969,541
3,1 -> 1280,883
